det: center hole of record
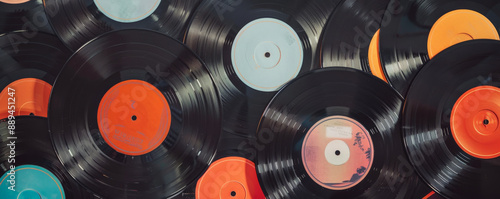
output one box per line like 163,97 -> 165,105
335,150 -> 341,156
265,52 -> 271,58
131,115 -> 137,121
231,191 -> 236,197
484,119 -> 490,125
252,41 -> 282,70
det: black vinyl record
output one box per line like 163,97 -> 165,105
403,39 -> 500,199
256,67 -> 424,198
320,0 -> 390,73
0,0 -> 53,34
0,117 -> 97,198
48,29 -> 222,198
380,0 -> 500,96
184,0 -> 339,160
44,0 -> 201,51
0,31 -> 71,119
0,31 -> 70,90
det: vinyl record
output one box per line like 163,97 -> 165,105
380,0 -> 500,95
403,39 -> 500,199
0,116 -> 97,198
0,0 -> 53,34
0,31 -> 71,119
184,0 -> 338,149
44,0 -> 201,51
196,157 -> 265,199
48,29 -> 222,198
256,67 -> 424,198
320,0 -> 395,82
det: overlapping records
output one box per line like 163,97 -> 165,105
403,39 -> 500,199
0,117 -> 97,198
0,0 -> 53,34
1,0 -> 499,198
44,0 -> 201,50
380,0 -> 500,95
48,29 -> 222,198
196,157 -> 265,199
256,67 -> 429,198
0,31 -> 71,119
320,0 -> 395,82
184,0 -> 339,160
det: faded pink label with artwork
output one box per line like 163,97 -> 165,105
302,116 -> 373,190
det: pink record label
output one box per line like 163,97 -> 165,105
0,0 -> 29,4
301,116 -> 373,190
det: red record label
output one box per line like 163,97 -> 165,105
451,85 -> 500,159
0,78 -> 52,119
196,157 -> 265,199
97,80 -> 171,156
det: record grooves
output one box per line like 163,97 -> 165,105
44,0 -> 202,51
255,67 -> 426,198
0,31 -> 69,89
403,39 -> 500,199
184,0 -> 339,157
0,31 -> 71,119
0,0 -> 53,34
380,0 -> 500,95
1,0 -> 491,198
320,0 -> 390,75
48,29 -> 222,198
0,117 -> 97,198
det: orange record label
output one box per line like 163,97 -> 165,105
196,157 -> 265,199
302,116 -> 373,190
450,86 -> 500,159
97,80 -> 171,156
0,78 -> 52,119
428,9 -> 499,59
423,191 -> 437,199
0,0 -> 30,4
368,29 -> 388,83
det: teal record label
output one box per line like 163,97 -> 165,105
0,165 -> 65,199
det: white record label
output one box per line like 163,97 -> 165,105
231,18 -> 303,92
94,0 -> 161,23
